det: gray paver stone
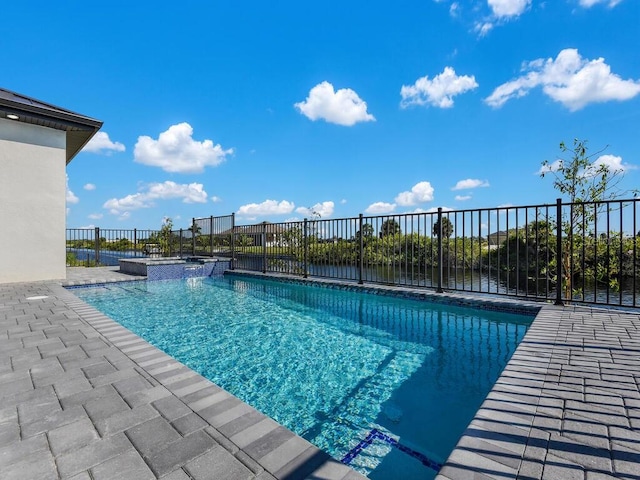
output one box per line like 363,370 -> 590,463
159,468 -> 191,480
90,448 -> 156,480
184,446 -> 253,480
144,429 -> 217,477
611,444 -> 640,478
243,426 -> 296,463
112,373 -> 154,397
0,451 -> 58,480
153,395 -> 194,421
84,389 -> 131,423
48,416 -> 99,456
21,405 -> 88,439
96,403 -> 159,437
66,472 -> 92,480
56,432 -> 133,478
272,446 -> 331,480
0,421 -> 19,448
172,412 -> 208,436
218,409 -> 266,438
0,433 -> 49,468
125,416 -> 182,457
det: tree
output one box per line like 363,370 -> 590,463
540,139 -> 637,298
159,217 -> 173,257
379,219 -> 401,238
540,139 -> 630,204
433,217 -> 453,238
188,223 -> 202,236
354,223 -> 374,245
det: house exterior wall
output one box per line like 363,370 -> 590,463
0,118 -> 67,283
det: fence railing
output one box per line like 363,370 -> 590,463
217,198 -> 639,308
67,198 -> 639,308
66,228 -> 160,266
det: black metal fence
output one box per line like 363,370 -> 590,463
67,198 -> 639,308
216,198 -> 639,308
66,228 -> 160,266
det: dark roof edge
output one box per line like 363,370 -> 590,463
0,87 -> 103,129
0,87 -> 103,163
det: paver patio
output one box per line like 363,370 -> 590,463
1,267 -> 639,479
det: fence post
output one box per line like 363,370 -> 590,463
358,213 -> 364,285
303,219 -> 309,278
179,229 -> 183,258
230,213 -> 235,270
133,228 -> 137,258
94,227 -> 100,266
437,208 -> 443,293
192,218 -> 196,256
555,198 -> 564,306
262,222 -> 267,274
210,216 -> 214,257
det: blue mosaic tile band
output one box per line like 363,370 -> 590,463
147,260 -> 231,281
225,271 -> 539,317
341,428 -> 443,473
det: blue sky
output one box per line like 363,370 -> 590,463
3,0 -> 639,229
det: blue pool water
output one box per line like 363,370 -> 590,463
73,276 -> 532,479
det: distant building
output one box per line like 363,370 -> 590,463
0,88 -> 102,283
486,229 -> 516,249
222,222 -> 287,247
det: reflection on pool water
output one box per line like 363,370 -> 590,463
73,275 -> 533,479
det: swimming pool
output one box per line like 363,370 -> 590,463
73,275 -> 532,479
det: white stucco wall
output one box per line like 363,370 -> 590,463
0,118 -> 67,283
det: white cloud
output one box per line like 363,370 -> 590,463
537,159 -> 563,175
401,67 -> 478,108
237,200 -> 295,217
536,154 -> 635,177
88,213 -> 103,220
82,132 -> 126,154
83,183 -> 96,191
211,196 -> 222,203
79,224 -> 95,229
103,181 -> 208,215
296,201 -> 335,218
66,175 -> 79,204
485,49 -> 640,111
340,199 -> 347,204
452,178 -> 490,190
134,123 -> 233,173
474,21 -> 494,36
579,0 -> 623,7
593,154 -> 636,172
395,182 -> 435,206
488,0 -> 530,18
146,182 -> 208,203
294,81 -> 375,126
365,202 -> 396,214
455,195 -> 472,201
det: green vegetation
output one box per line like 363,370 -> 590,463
540,138 -> 638,297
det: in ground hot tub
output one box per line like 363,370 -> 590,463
118,257 -> 230,280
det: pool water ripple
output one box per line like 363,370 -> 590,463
74,276 -> 531,479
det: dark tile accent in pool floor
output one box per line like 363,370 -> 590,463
341,428 -> 443,473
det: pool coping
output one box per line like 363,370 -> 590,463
3,268 -> 639,479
